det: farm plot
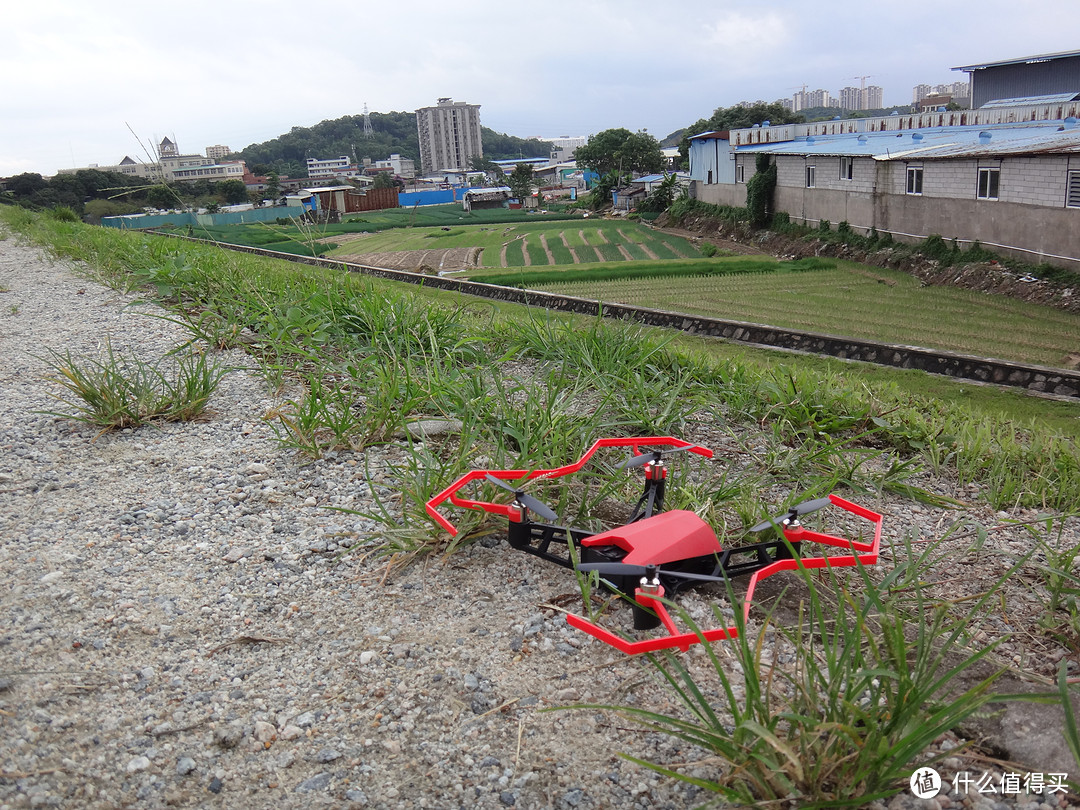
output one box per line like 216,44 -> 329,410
325,220 -> 698,271
530,264 -> 1080,368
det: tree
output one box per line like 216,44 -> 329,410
637,172 -> 683,213
586,170 -> 630,211
217,179 -> 249,205
576,129 -> 662,177
266,171 -> 281,200
7,173 -> 49,197
745,154 -> 776,227
371,172 -> 399,189
146,185 -> 177,210
507,163 -> 535,200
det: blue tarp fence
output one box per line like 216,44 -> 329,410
102,205 -> 307,229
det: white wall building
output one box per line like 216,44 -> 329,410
306,156 -> 361,180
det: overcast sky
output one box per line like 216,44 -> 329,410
3,0 -> 1078,177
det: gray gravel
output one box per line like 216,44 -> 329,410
1,235 -> 1077,809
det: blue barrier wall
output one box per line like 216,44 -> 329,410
102,205 -> 306,229
396,188 -> 469,208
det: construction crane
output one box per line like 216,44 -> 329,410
850,75 -> 874,90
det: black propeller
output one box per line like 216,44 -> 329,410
576,562 -> 728,584
485,474 -> 559,522
749,496 -> 833,533
618,444 -> 707,470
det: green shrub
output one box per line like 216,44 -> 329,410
701,242 -> 718,257
745,155 -> 776,227
48,205 -> 80,223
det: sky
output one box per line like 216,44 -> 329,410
3,0 -> 1079,177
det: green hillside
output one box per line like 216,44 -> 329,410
232,110 -> 551,178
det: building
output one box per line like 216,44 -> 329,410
954,49 -> 1080,108
56,137 -> 245,184
688,99 -> 1080,268
305,185 -> 399,218
306,156 -> 362,180
374,153 -> 416,179
415,98 -> 483,174
205,145 -> 232,161
839,87 -> 863,111
541,136 -> 586,163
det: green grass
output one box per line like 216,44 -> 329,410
476,257 -> 833,289
528,261 -> 1080,368
39,344 -> 228,431
504,238 -> 525,267
525,236 -> 550,266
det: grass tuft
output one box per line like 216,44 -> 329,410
39,344 -> 228,432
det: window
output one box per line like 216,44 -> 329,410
839,156 -> 853,181
735,164 -> 744,183
906,166 -> 923,195
805,165 -> 816,188
977,167 -> 1000,200
1067,171 -> 1080,208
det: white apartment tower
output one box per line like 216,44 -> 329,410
415,98 -> 483,174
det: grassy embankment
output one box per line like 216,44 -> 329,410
4,206 -> 1079,806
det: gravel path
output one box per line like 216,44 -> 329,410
1,235 -> 1077,809
0,239 -> 711,808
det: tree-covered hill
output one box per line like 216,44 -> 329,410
232,110 -> 551,178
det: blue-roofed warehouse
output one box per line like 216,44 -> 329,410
689,101 -> 1080,268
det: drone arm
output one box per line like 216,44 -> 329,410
566,611 -> 738,654
426,437 -> 713,536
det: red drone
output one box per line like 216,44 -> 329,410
427,437 -> 882,655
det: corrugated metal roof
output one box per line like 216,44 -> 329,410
734,121 -> 1080,160
982,93 -> 1080,108
953,49 -> 1080,71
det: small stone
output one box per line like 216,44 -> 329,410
295,772 -> 333,793
316,747 -> 341,763
126,756 -> 151,773
253,720 -> 276,743
39,571 -> 64,584
176,757 -> 196,776
293,711 -> 316,728
279,724 -> 303,741
222,547 -> 250,563
554,687 -> 580,702
208,777 -> 223,794
359,650 -> 377,665
500,790 -> 517,806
